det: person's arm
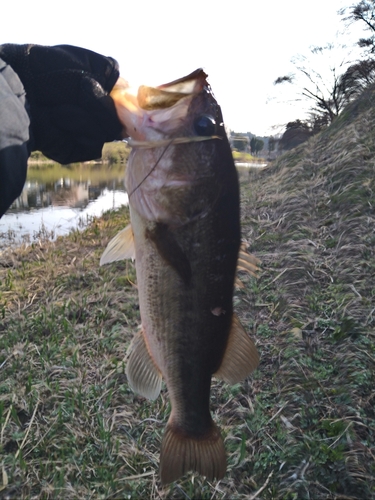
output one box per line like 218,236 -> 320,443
0,43 -> 126,163
0,58 -> 30,218
0,44 -> 126,217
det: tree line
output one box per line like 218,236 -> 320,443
231,133 -> 265,156
275,0 -> 375,150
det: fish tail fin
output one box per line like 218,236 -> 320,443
160,420 -> 226,484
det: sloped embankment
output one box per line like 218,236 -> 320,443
237,86 -> 375,497
1,90 -> 375,499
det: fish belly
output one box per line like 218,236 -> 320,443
129,195 -> 238,482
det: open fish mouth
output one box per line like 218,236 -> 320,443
110,69 -> 218,140
137,68 -> 209,110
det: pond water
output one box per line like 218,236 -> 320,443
0,162 -> 128,250
0,161 -> 266,251
235,162 -> 268,168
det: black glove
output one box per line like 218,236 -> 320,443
0,44 -> 124,164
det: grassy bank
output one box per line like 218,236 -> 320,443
29,142 -> 131,166
232,151 -> 265,163
1,92 -> 375,497
1,186 -> 374,498
25,161 -> 126,185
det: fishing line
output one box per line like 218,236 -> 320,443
127,135 -> 221,198
127,135 -> 221,148
128,140 -> 174,198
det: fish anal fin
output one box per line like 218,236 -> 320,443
214,314 -> 259,384
100,224 -> 135,266
160,420 -> 226,484
125,328 -> 162,400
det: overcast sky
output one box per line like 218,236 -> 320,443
1,0 -> 365,136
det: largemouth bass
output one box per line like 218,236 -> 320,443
101,69 -> 259,484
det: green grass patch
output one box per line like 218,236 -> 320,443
2,90 -> 375,497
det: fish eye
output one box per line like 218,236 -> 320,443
193,115 -> 216,136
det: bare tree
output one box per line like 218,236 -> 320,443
274,44 -> 355,125
342,1 -> 375,53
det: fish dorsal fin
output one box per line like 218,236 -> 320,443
214,314 -> 259,384
237,248 -> 260,278
234,276 -> 246,289
126,328 -> 163,400
100,224 -> 135,266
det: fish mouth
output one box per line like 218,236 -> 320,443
137,69 -> 208,110
110,69 -> 212,140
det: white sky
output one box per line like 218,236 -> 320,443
1,0 -> 365,136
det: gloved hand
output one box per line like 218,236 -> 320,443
0,43 -> 126,164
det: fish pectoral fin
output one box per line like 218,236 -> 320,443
100,224 -> 136,266
214,314 -> 259,384
125,328 -> 162,400
160,419 -> 226,484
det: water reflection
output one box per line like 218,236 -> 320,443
0,163 -> 128,249
0,162 -> 267,250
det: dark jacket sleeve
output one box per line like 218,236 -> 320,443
0,58 -> 30,218
0,44 -> 124,164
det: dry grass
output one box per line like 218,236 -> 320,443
0,208 -> 262,499
238,87 -> 375,498
1,87 -> 375,498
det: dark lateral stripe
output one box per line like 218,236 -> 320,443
146,223 -> 192,285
